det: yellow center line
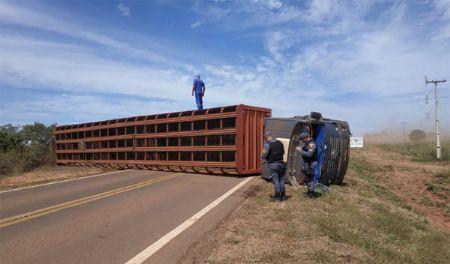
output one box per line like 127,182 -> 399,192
0,173 -> 182,228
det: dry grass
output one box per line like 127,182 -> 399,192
181,146 -> 450,263
0,165 -> 115,190
378,141 -> 450,162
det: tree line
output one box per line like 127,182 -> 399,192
0,123 -> 56,175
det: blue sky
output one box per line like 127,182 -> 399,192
0,0 -> 449,135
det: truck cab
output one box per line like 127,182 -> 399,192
263,112 -> 351,186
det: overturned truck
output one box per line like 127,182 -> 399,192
53,105 -> 350,183
263,113 -> 351,186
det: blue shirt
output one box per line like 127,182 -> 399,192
193,79 -> 205,94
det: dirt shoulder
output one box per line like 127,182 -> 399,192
181,146 -> 450,263
0,165 -> 115,191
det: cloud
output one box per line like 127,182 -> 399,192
0,93 -> 188,125
190,21 -> 201,28
191,0 -> 450,133
117,3 -> 130,17
264,30 -> 295,63
1,0 -> 449,135
0,34 -> 192,101
433,0 -> 450,20
259,0 -> 283,10
307,0 -> 334,23
0,1 -> 191,68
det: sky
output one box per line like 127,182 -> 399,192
0,0 -> 449,136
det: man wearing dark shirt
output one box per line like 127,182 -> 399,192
192,75 -> 206,110
261,131 -> 286,202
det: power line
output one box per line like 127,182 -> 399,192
425,76 -> 447,160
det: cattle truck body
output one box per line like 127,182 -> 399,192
54,105 -> 271,175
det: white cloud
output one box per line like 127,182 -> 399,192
433,0 -> 450,20
258,0 -> 283,10
0,35 -> 192,100
1,0 -> 449,134
1,94 -> 189,125
190,21 -> 201,28
307,0 -> 334,23
117,3 -> 130,17
196,0 -> 450,133
0,1 -> 189,68
264,30 -> 295,63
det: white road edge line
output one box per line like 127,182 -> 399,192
124,176 -> 254,264
0,170 -> 131,194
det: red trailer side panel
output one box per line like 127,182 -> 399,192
54,104 -> 271,175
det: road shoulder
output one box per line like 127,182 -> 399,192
0,165 -> 115,191
144,177 -> 256,264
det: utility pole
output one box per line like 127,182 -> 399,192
425,76 -> 447,159
400,122 -> 407,144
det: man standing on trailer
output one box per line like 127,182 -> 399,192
261,131 -> 286,202
192,74 -> 206,110
296,131 -> 317,198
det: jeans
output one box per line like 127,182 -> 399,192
307,178 -> 316,193
269,162 -> 285,193
195,94 -> 203,110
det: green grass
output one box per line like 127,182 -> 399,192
311,155 -> 450,263
348,156 -> 407,207
378,141 -> 450,162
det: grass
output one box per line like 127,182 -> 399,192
183,148 -> 450,264
348,155 -> 407,208
312,156 -> 448,263
0,165 -> 114,190
426,170 -> 450,200
378,141 -> 450,162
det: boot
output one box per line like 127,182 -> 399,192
280,191 -> 286,201
270,192 -> 280,202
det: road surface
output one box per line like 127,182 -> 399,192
0,169 -> 253,264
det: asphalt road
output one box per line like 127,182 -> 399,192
0,169 -> 252,264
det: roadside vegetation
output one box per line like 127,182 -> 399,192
426,170 -> 450,202
378,141 -> 450,162
183,144 -> 450,263
0,123 -> 112,190
0,123 -> 56,176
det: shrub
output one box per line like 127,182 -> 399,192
0,152 -> 15,175
0,123 -> 56,176
409,129 -> 426,142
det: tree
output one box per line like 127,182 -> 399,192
20,122 -> 56,147
409,129 -> 426,142
20,123 -> 56,171
0,123 -> 57,175
0,124 -> 22,152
